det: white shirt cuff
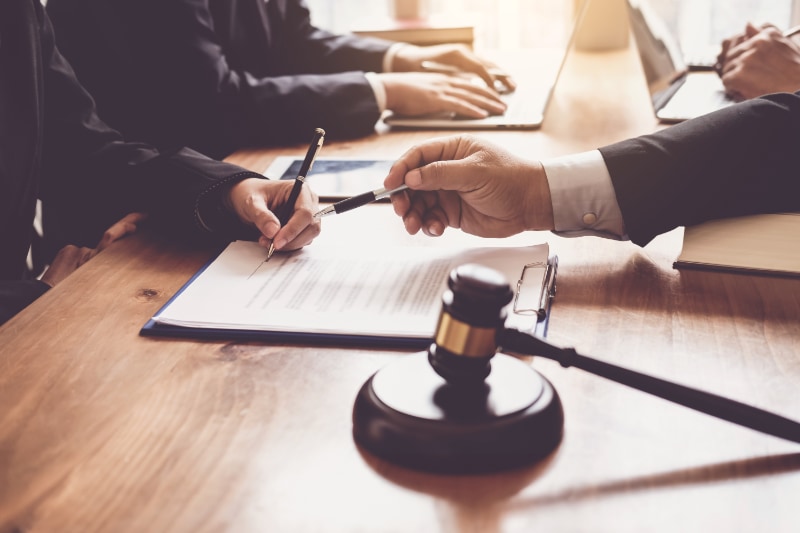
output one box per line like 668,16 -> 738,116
542,150 -> 628,240
383,42 -> 408,73
363,72 -> 387,112
369,43 -> 412,113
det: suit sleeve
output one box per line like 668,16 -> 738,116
38,6 -> 264,251
0,281 -> 50,326
599,92 -> 800,246
47,0 -> 394,159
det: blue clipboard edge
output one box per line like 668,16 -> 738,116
139,248 -> 556,348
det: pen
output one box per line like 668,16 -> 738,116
267,127 -> 325,260
537,257 -> 558,320
313,184 -> 409,218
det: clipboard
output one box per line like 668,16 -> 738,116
140,241 -> 558,347
515,255 -> 559,338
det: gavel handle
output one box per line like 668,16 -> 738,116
500,328 -> 800,444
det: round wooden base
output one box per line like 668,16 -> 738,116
353,352 -> 564,474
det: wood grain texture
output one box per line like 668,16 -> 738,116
1,45 -> 799,533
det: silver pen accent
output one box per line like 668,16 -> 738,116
314,184 -> 409,218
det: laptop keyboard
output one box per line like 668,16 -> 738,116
660,74 -> 735,120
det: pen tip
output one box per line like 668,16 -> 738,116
266,242 -> 275,261
314,206 -> 334,219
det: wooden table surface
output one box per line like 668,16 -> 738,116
1,46 -> 799,533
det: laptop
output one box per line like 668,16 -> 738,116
626,0 -> 736,123
382,3 -> 586,130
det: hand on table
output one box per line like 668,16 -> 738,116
40,212 -> 147,288
392,43 -> 517,94
378,72 -> 507,119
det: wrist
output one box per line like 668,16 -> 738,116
523,161 -> 555,231
390,44 -> 423,72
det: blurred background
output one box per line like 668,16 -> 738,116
305,0 -> 797,57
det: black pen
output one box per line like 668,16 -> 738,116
313,184 -> 409,218
537,256 -> 558,320
267,128 -> 325,260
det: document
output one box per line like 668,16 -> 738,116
145,240 -> 553,345
675,213 -> 800,277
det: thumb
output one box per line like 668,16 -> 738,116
406,157 -> 485,194
745,22 -> 761,37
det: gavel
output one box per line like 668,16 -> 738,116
353,264 -> 800,474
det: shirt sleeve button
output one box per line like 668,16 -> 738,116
582,212 -> 598,226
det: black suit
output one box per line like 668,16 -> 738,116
600,92 -> 800,246
0,0 -> 263,325
47,0 -> 394,159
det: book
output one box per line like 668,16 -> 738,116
674,213 -> 800,277
141,241 -> 556,347
352,18 -> 474,47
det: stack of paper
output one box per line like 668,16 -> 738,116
142,240 -> 554,347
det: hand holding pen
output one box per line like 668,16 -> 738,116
267,128 -> 325,260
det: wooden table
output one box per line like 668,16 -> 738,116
2,46 -> 799,532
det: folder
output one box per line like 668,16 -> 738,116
140,241 -> 558,348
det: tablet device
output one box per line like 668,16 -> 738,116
264,157 -> 394,201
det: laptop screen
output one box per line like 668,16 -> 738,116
626,0 -> 688,108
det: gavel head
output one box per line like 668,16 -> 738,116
428,264 -> 513,387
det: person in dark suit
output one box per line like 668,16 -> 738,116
0,0 -> 320,325
382,93 -> 800,246
46,0 -> 513,160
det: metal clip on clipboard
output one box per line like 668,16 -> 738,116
513,256 -> 558,335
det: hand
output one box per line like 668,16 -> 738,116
378,72 -> 506,119
383,135 -> 554,238
96,212 -> 148,251
39,212 -> 147,287
227,177 -> 321,252
392,43 -> 517,93
716,23 -> 800,100
39,245 -> 96,288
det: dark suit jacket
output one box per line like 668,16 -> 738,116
0,0 -> 263,325
47,0 -> 394,159
600,92 -> 800,246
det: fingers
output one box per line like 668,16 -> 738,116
718,23 -> 784,76
227,177 -> 321,253
380,72 -> 507,118
385,135 -> 481,193
385,135 -> 495,236
40,245 -> 97,287
268,191 -> 321,251
444,78 -> 507,113
96,212 -> 148,251
424,45 -> 517,93
394,186 -> 452,237
423,76 -> 506,116
43,211 -> 146,287
244,190 -> 282,239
